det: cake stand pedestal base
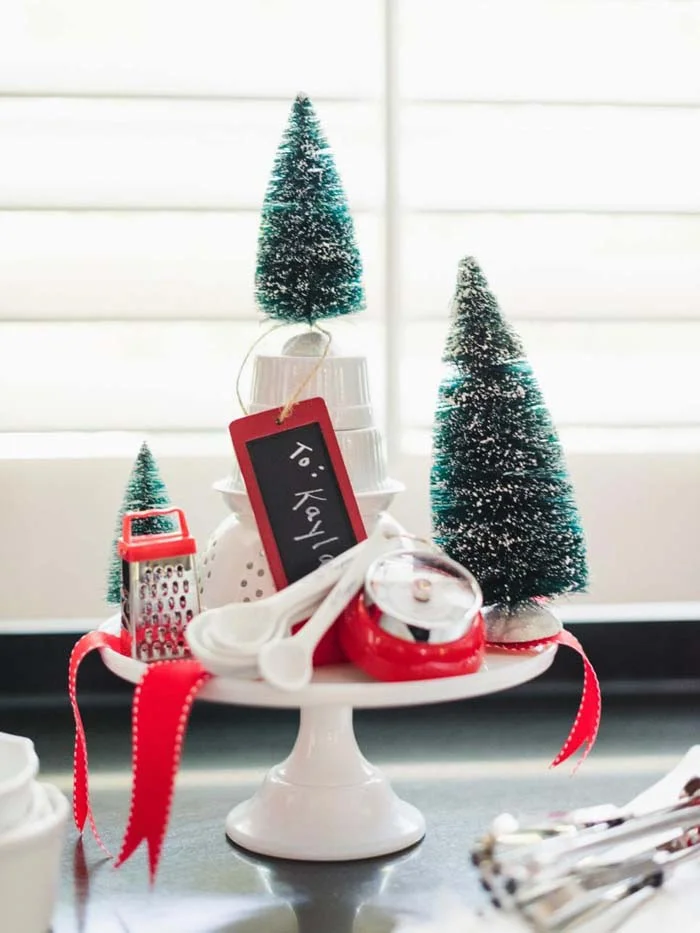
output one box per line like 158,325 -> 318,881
226,704 -> 425,860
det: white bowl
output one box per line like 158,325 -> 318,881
0,783 -> 68,933
0,733 -> 39,835
248,352 -> 374,431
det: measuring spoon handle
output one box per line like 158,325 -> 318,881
264,538 -> 369,621
293,526 -> 396,650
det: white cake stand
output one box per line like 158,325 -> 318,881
98,618 -> 556,862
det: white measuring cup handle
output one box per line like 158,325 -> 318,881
258,526 -> 397,691
267,538 -> 369,619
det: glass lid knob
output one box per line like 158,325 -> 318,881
365,548 -> 482,631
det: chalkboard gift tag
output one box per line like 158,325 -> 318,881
229,397 -> 367,591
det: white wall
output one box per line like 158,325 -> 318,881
1,445 -> 698,627
395,449 -> 700,607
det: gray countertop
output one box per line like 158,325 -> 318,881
5,694 -> 697,933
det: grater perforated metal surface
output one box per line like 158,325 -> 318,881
118,508 -> 201,662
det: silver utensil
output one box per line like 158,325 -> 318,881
492,793 -> 700,887
473,776 -> 700,932
520,835 -> 700,932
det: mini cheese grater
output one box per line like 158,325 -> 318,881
117,507 -> 200,662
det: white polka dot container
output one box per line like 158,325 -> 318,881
200,508 -> 277,610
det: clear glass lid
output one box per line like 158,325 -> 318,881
365,548 -> 482,630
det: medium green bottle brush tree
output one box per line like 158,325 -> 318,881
430,257 -> 588,610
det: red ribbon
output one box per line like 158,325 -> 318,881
115,659 -> 211,881
487,629 -> 601,769
69,631 -> 122,857
69,631 -> 211,881
71,624 -> 599,882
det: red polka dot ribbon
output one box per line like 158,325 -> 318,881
69,631 -> 211,881
487,629 -> 601,769
114,658 -> 211,881
69,631 -> 122,858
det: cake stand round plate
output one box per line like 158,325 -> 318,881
99,617 -> 556,861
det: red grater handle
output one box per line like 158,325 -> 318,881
122,507 -> 190,545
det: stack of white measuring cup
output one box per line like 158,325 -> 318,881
201,329 -> 405,611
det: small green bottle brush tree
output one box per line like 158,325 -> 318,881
430,257 -> 588,612
255,93 -> 365,327
106,442 -> 174,605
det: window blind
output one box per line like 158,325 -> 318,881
0,0 -> 384,437
1,0 -> 699,443
397,0 -> 700,438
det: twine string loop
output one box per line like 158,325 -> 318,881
234,323 -> 332,424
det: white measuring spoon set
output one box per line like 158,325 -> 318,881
186,523 -> 400,687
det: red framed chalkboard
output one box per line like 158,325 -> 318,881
229,397 -> 367,590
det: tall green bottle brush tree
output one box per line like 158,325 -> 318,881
106,442 -> 174,605
431,257 -> 588,611
255,94 -> 365,326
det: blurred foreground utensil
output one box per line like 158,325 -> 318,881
471,756 -> 700,932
